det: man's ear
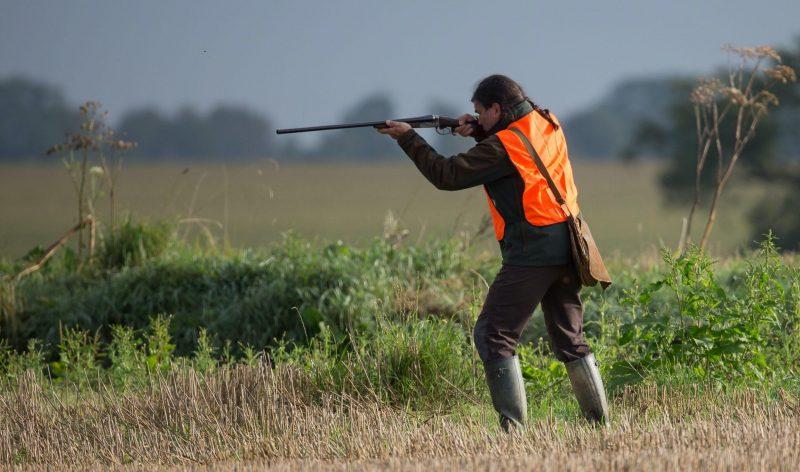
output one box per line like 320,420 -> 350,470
491,103 -> 502,116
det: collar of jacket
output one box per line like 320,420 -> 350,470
487,99 -> 534,136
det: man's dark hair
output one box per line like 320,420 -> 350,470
471,74 -> 526,120
472,74 -> 559,130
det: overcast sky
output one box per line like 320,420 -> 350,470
2,0 -> 799,140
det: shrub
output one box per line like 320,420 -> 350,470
608,236 -> 799,389
97,217 -> 173,269
274,317 -> 479,408
2,231 -> 798,400
4,233 -> 481,358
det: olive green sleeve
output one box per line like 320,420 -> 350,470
396,130 -> 515,191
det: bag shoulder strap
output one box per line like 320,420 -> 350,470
508,127 -> 572,217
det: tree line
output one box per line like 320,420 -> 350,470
3,47 -> 798,164
0,78 -> 469,162
0,77 -> 278,161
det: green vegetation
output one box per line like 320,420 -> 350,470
1,222 -> 798,467
1,228 -> 482,358
2,223 -> 797,398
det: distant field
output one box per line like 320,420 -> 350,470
0,160 -> 767,259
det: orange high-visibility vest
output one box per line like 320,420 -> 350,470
484,111 -> 580,241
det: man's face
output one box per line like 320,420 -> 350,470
473,101 -> 502,131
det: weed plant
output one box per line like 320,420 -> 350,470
1,229 -> 483,358
0,221 -> 797,404
0,228 -> 799,468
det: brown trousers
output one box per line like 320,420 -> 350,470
473,263 -> 590,364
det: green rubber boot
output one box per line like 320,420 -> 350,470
565,353 -> 609,425
483,355 -> 527,433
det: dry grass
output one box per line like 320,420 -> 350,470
0,161 -> 766,260
2,364 -> 798,470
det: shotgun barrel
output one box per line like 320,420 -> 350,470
275,115 -> 469,134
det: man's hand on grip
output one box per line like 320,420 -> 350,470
454,114 -> 478,137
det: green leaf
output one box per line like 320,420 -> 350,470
618,327 -> 636,346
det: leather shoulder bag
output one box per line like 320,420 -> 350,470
509,127 -> 612,289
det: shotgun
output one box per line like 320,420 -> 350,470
275,115 -> 478,134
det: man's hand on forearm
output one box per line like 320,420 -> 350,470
376,120 -> 412,140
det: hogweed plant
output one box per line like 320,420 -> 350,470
679,45 -> 796,253
45,101 -> 136,266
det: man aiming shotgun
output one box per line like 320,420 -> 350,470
276,74 -> 610,431
376,75 -> 610,431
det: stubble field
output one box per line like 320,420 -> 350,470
2,367 -> 798,470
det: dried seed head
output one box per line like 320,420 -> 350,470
46,100 -> 138,157
109,139 -> 137,151
764,65 -> 797,84
755,45 -> 781,62
722,44 -> 780,62
723,87 -> 747,106
756,90 -> 779,107
691,78 -> 722,105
